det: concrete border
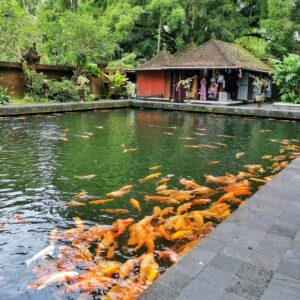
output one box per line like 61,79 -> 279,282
0,100 -> 130,116
140,157 -> 300,300
0,100 -> 300,120
1,99 -> 300,120
132,100 -> 300,120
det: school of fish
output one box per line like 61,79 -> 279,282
22,137 -> 300,299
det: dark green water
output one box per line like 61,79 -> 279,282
0,108 -> 299,299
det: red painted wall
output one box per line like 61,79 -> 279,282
137,71 -> 167,98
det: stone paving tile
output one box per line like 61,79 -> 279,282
276,259 -> 300,280
177,280 -> 222,300
245,250 -> 281,271
218,291 -> 248,300
283,248 -> 300,265
226,276 -> 270,300
139,282 -> 179,300
253,238 -> 288,260
295,230 -> 300,241
263,232 -> 293,248
197,237 -> 226,253
261,273 -> 300,300
235,263 -> 273,286
209,254 -> 243,274
220,242 -> 255,261
196,266 -> 235,289
226,210 -> 274,232
268,223 -> 298,239
154,267 -> 193,291
173,248 -> 217,278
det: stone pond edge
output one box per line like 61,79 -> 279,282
1,99 -> 300,120
139,156 -> 300,300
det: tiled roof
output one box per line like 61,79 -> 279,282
137,49 -> 174,70
138,39 -> 272,73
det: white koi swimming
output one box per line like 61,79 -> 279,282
28,271 -> 79,290
25,244 -> 55,267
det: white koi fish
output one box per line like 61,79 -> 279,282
25,244 -> 55,267
28,271 -> 79,290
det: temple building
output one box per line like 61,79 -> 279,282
136,37 -> 272,103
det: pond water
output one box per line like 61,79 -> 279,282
0,108 -> 299,299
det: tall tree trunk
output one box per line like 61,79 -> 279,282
157,15 -> 162,54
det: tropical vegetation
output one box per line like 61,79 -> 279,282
0,0 -> 299,67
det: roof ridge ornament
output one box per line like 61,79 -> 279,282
211,33 -> 216,40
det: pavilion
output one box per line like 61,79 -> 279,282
136,37 -> 272,102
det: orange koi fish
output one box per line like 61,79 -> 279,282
262,155 -> 272,160
130,198 -> 142,212
209,161 -> 220,165
158,224 -> 173,240
171,230 -> 193,240
14,215 -> 30,224
179,178 -> 202,189
249,178 -> 267,184
243,164 -> 264,173
72,192 -> 89,201
149,165 -> 161,171
157,249 -> 179,264
73,217 -> 84,230
157,189 -> 178,195
156,177 -> 171,185
191,198 -> 212,205
145,195 -> 179,205
163,132 -> 174,135
65,201 -> 86,207
139,173 -> 162,183
177,203 -> 192,215
119,258 -> 140,279
119,185 -> 134,191
156,184 -> 168,191
152,206 -> 161,219
106,190 -> 129,198
89,199 -> 114,205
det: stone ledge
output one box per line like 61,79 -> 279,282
139,156 -> 300,299
0,100 -> 130,116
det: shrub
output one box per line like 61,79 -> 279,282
272,54 -> 300,104
47,79 -> 79,102
23,65 -> 46,100
0,86 -> 11,105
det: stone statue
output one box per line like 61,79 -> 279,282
22,43 -> 41,64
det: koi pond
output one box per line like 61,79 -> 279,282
0,108 -> 300,300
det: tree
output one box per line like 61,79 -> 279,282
272,54 -> 300,104
38,9 -> 117,76
0,0 -> 37,61
146,0 -> 186,53
262,0 -> 298,58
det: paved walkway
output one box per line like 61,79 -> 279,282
140,157 -> 300,300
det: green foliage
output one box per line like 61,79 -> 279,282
236,36 -> 267,58
47,79 -> 79,102
272,54 -> 300,104
84,64 -> 101,77
1,0 -> 299,67
105,70 -> 128,96
261,0 -> 297,58
23,66 -> 46,99
0,86 -> 11,105
0,0 -> 37,61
